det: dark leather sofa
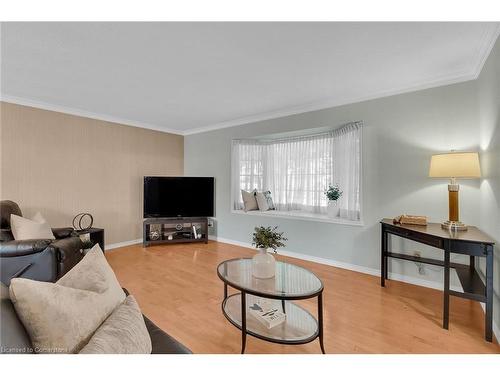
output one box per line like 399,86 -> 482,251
0,201 -> 191,354
0,200 -> 84,285
145,316 -> 192,354
0,283 -> 192,354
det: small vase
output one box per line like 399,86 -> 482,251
327,200 -> 339,218
252,248 -> 276,279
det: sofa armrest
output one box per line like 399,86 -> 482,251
143,316 -> 192,354
121,289 -> 192,354
0,239 -> 52,257
52,227 -> 76,239
50,236 -> 84,261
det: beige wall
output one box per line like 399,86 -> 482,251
0,102 -> 184,245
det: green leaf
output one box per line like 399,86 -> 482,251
325,184 -> 343,201
251,226 -> 288,253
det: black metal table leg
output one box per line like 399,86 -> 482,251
318,292 -> 325,354
443,249 -> 450,330
224,283 -> 228,299
281,299 -> 286,314
384,232 -> 389,280
381,227 -> 387,287
241,291 -> 247,354
485,245 -> 493,342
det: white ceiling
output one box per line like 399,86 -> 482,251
1,22 -> 499,135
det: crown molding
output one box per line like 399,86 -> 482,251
183,70 -> 477,135
470,23 -> 500,79
182,25 -> 500,136
0,95 -> 184,136
2,25 -> 498,137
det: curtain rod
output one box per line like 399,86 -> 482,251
233,121 -> 362,143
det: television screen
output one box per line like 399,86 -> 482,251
144,177 -> 215,218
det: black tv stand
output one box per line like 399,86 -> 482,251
143,217 -> 209,247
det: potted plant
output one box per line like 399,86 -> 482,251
251,226 -> 287,278
325,184 -> 343,218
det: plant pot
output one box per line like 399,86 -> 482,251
327,200 -> 340,218
252,248 -> 276,279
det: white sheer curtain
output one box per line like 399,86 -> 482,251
232,122 -> 362,220
231,140 -> 266,209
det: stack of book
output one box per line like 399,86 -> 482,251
393,215 -> 427,226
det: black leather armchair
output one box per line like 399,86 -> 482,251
0,200 -> 84,285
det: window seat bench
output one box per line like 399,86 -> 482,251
231,209 -> 363,226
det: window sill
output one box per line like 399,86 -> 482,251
231,209 -> 364,227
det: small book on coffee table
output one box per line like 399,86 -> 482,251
249,298 -> 286,329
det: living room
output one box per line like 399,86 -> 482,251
1,1 -> 499,373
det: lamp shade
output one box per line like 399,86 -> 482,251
429,152 -> 481,178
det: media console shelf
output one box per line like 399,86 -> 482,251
143,217 -> 209,247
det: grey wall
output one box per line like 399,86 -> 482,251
186,79 -> 483,291
478,38 -> 500,333
186,39 -> 500,334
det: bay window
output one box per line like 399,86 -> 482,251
231,122 -> 362,221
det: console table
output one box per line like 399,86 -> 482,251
380,218 -> 495,342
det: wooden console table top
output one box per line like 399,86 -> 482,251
380,218 -> 495,245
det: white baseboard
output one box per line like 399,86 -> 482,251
106,238 -> 142,251
209,235 -> 446,291
107,235 -> 444,290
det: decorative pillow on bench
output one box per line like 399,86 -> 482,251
9,245 -> 126,353
241,189 -> 258,211
255,191 -> 275,211
241,189 -> 276,212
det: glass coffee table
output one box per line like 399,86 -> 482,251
217,258 -> 325,353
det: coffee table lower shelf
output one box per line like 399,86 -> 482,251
221,293 -> 324,353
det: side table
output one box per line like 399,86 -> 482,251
77,228 -> 105,252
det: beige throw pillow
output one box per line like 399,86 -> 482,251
10,213 -> 55,241
9,245 -> 125,354
241,189 -> 258,212
80,295 -> 152,354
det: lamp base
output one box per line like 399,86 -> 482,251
441,220 -> 468,231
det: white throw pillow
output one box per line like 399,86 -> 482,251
10,213 -> 55,241
255,192 -> 270,211
9,245 -> 126,353
254,191 -> 276,211
241,189 -> 258,212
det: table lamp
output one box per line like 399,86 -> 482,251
429,151 -> 481,231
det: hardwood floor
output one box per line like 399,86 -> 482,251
106,241 -> 499,354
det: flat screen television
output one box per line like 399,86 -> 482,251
143,176 -> 214,218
